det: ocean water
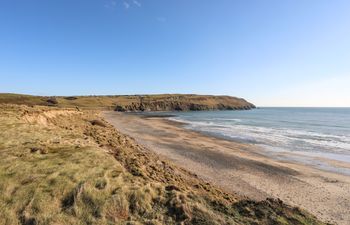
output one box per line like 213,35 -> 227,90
168,108 -> 350,166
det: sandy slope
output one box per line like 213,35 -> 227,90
103,111 -> 350,225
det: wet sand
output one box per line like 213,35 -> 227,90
103,111 -> 350,225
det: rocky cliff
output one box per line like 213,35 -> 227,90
113,95 -> 255,112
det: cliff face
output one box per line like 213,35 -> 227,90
113,95 -> 255,112
0,93 -> 255,111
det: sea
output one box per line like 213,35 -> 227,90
166,108 -> 350,174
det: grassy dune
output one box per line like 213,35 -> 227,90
0,94 -> 52,106
0,93 -> 255,111
0,104 -> 324,224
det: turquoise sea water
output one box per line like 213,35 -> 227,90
167,108 -> 350,166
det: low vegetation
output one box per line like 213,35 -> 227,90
0,104 -> 324,224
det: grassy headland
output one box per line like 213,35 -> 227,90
0,93 -> 255,111
0,104 -> 324,225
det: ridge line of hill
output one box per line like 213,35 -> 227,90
0,93 -> 255,111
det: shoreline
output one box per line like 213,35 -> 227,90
137,112 -> 350,176
103,111 -> 350,225
167,113 -> 350,176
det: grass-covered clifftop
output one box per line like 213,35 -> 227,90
0,93 -> 255,111
0,104 -> 324,225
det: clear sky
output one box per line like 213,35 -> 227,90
1,0 -> 349,107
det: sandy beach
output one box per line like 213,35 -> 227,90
103,111 -> 350,225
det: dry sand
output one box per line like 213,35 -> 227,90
103,111 -> 350,225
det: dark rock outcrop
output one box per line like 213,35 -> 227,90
46,97 -> 58,105
64,96 -> 78,100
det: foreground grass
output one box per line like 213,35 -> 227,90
0,104 -> 325,224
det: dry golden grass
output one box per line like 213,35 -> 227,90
0,104 -> 324,225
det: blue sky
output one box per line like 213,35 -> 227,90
0,0 -> 349,106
